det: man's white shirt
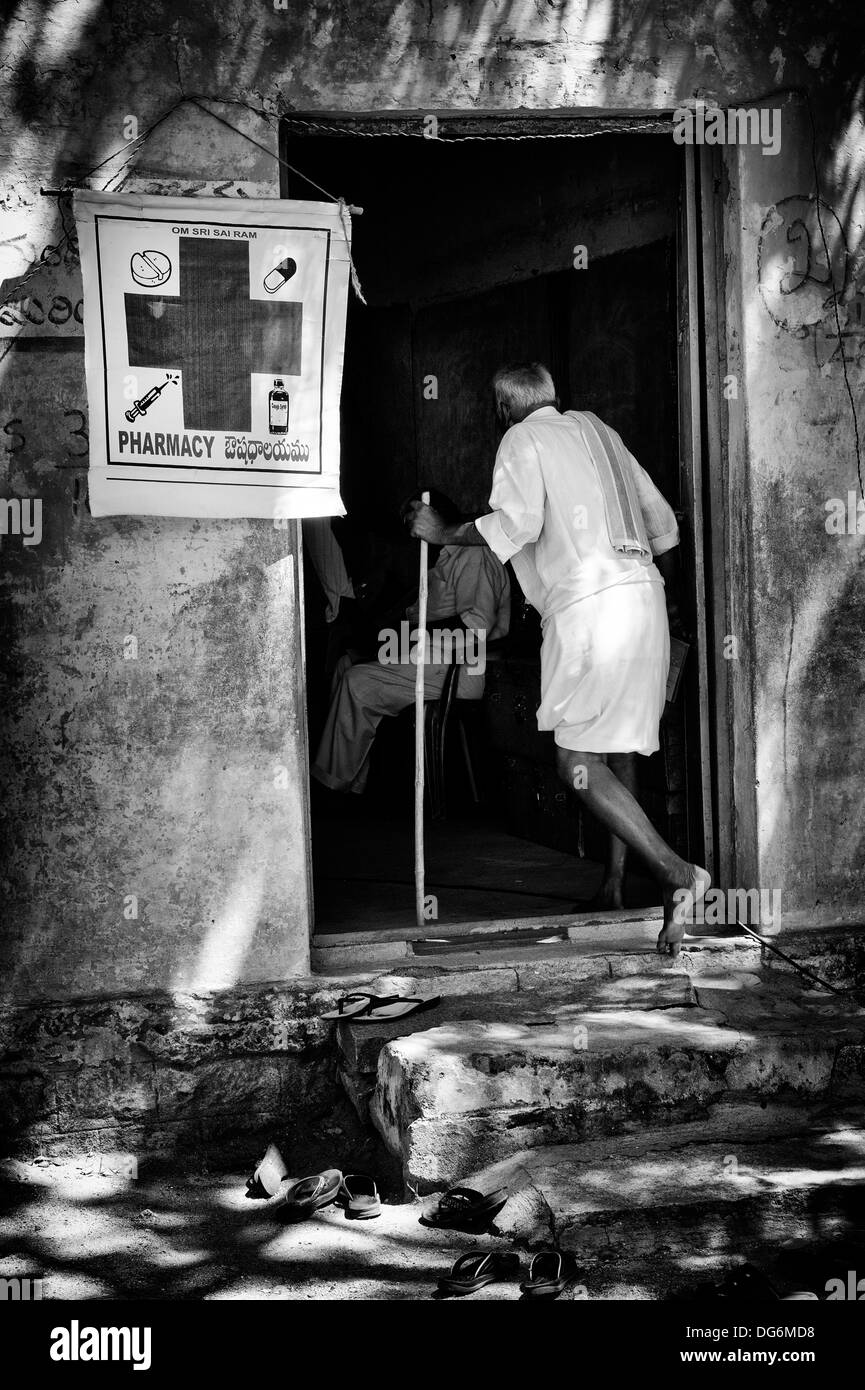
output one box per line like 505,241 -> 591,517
475,407 -> 679,619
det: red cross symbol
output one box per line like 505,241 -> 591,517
125,238 -> 302,432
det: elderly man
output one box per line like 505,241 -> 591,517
312,489 -> 510,796
408,363 -> 709,956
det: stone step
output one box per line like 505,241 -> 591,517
336,974 -> 695,1124
365,971 -> 865,1188
338,974 -> 697,1076
315,924 -> 765,977
315,920 -> 865,996
453,1121 -> 865,1292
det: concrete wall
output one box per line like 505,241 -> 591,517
727,97 -> 865,922
1,0 -> 862,1023
1,28 -> 316,1000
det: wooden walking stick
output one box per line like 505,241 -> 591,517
414,490 -> 430,928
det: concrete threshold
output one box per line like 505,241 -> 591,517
310,916 -> 863,978
313,904 -> 663,949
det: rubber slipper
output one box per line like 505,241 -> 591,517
520,1250 -> 570,1298
421,1185 -> 509,1229
338,1173 -> 381,1220
437,1249 -> 521,1296
322,993 -> 399,1021
272,1168 -> 343,1218
353,994 -> 441,1023
246,1141 -> 288,1198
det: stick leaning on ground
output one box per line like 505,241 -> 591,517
415,491 -> 430,928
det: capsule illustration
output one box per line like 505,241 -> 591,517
264,256 -> 297,294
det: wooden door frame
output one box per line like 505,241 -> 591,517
678,145 -> 716,877
679,143 -> 754,888
282,113 -> 737,948
292,517 -> 316,942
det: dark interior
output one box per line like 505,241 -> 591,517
285,128 -> 702,935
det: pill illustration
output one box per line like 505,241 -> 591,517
131,250 -> 172,287
263,257 -> 297,293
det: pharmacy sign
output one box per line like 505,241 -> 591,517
74,191 -> 351,518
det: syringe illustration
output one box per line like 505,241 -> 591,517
124,374 -> 177,423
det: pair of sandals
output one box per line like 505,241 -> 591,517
421,1185 -> 509,1231
323,991 -> 441,1023
246,1144 -> 381,1221
438,1248 -> 572,1299
275,1170 -> 381,1221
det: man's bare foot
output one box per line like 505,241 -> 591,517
657,865 -> 711,957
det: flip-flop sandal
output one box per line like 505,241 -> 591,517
337,1173 -> 382,1220
322,993 -> 399,1021
421,1186 -> 509,1229
520,1250 -> 570,1299
246,1141 -> 289,1198
437,1249 -> 521,1296
272,1168 -> 343,1218
353,994 -> 442,1023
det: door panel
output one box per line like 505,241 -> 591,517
411,277 -> 554,514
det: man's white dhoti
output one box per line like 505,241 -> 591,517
539,579 -> 669,755
475,406 -> 679,756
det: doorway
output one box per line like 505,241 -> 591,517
283,120 -> 710,939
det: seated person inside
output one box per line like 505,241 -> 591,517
311,489 -> 510,795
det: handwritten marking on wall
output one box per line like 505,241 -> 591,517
757,194 -> 864,371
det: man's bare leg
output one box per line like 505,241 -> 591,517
557,746 -> 709,956
592,752 -> 638,909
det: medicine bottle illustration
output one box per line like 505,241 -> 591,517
269,379 -> 289,435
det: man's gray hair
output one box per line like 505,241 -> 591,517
492,361 -> 556,419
